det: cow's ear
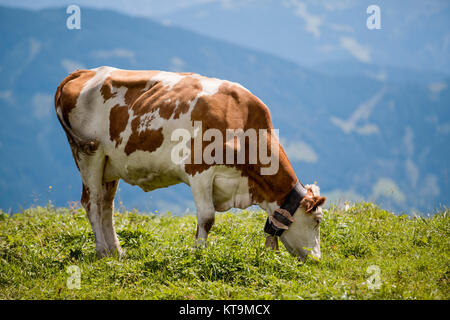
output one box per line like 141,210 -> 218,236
314,196 -> 326,208
300,196 -> 316,213
300,196 -> 326,213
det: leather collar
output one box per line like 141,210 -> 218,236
264,181 -> 308,236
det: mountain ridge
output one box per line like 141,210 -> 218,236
0,5 -> 448,214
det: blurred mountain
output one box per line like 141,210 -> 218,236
0,6 -> 448,214
157,0 -> 450,74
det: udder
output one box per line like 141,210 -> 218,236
212,171 -> 252,212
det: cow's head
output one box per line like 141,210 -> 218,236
279,184 -> 326,261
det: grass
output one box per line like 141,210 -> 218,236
0,202 -> 448,300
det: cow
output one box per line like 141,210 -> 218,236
54,66 -> 326,260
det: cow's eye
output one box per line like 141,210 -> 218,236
313,211 -> 323,225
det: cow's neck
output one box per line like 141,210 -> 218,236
248,149 -> 299,212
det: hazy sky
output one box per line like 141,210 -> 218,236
1,0 -> 448,71
0,0 -> 217,16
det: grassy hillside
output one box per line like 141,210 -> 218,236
0,203 -> 448,300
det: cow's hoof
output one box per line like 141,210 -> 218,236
96,247 -> 124,259
195,238 -> 207,247
192,239 -> 207,252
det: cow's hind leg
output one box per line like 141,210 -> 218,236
78,153 -> 110,257
101,179 -> 122,257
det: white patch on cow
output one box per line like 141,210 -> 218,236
150,71 -> 185,90
69,66 -> 117,141
190,74 -> 224,96
259,200 -> 280,216
90,66 -> 117,73
212,166 -> 253,211
190,74 -> 249,97
110,85 -> 128,106
137,113 -> 156,134
305,184 -> 320,197
188,96 -> 201,111
187,165 -> 253,213
141,78 -> 154,92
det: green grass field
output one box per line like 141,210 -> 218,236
0,203 -> 448,299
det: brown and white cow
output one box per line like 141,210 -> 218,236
54,66 -> 326,260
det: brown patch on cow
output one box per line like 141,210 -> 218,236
100,69 -> 160,105
196,217 -> 215,238
124,119 -> 164,155
109,104 -> 129,147
163,77 -> 202,119
55,69 -> 100,159
102,180 -> 119,204
100,80 -> 117,102
203,220 -> 214,234
129,76 -> 202,120
300,195 -> 327,213
185,83 -> 298,205
55,70 -> 96,125
81,184 -> 91,212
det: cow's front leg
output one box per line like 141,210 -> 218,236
195,210 -> 215,246
190,175 -> 215,247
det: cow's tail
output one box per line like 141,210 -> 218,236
54,73 -> 100,157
